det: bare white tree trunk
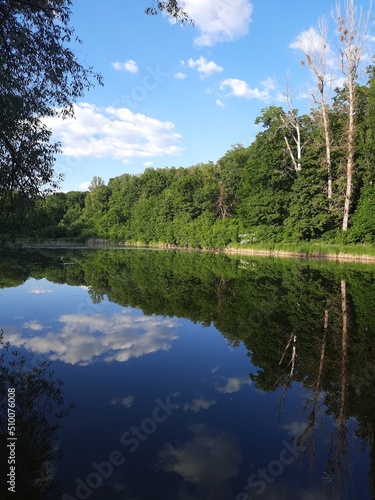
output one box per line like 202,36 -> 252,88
280,86 -> 303,172
334,0 -> 372,230
294,17 -> 333,198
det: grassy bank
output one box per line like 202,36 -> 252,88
7,238 -> 375,263
224,241 -> 375,262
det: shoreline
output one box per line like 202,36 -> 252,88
222,247 -> 375,263
6,239 -> 375,263
127,241 -> 375,264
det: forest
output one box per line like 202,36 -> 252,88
3,66 -> 375,249
0,0 -> 374,250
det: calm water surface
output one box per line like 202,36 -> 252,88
1,248 -> 375,500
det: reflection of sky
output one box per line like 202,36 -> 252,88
159,423 -> 242,500
2,278 -> 180,365
1,273 -> 372,499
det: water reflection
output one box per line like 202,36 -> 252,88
159,424 -> 242,500
0,248 -> 375,498
0,332 -> 73,499
8,310 -> 179,365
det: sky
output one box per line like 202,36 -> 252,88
45,0 -> 375,192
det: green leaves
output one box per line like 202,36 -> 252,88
0,0 -> 101,233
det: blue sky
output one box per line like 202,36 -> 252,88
46,0 -> 374,192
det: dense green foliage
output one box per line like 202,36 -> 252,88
8,68 -> 375,248
1,3 -> 374,247
0,0 -> 101,236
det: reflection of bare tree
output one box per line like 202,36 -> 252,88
324,280 -> 351,498
294,306 -> 328,474
291,282 -> 354,498
0,331 -> 74,499
275,331 -> 298,416
279,332 -> 298,380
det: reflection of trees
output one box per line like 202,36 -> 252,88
0,331 -> 74,499
3,248 -> 375,496
246,274 -> 375,499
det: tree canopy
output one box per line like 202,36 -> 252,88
145,0 -> 193,25
0,0 -> 102,230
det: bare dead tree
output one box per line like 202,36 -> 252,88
280,78 -> 303,172
295,17 -> 334,199
333,0 -> 373,231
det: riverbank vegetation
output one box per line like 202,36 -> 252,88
4,65 -> 375,252
1,1 -> 374,254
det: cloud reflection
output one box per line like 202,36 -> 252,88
6,312 -> 180,366
110,395 -> 135,408
159,423 -> 242,500
216,376 -> 252,394
184,398 -> 216,414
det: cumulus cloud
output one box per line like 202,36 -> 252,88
6,312 -> 180,366
29,289 -> 53,295
216,376 -> 251,394
181,0 -> 253,46
186,56 -> 223,77
174,72 -> 187,79
112,59 -> 139,73
143,161 -> 153,166
289,27 -> 338,72
23,321 -> 43,331
290,27 -> 325,53
44,103 -> 183,161
79,181 -> 91,191
220,78 -> 270,101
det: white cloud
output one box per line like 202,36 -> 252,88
215,99 -> 225,108
184,398 -> 216,413
23,321 -> 43,331
112,59 -> 139,73
174,72 -> 187,79
6,312 -> 180,366
262,77 -> 277,90
186,56 -> 223,77
181,0 -> 253,46
290,27 -> 326,53
143,161 -> 153,166
44,103 -> 183,161
29,289 -> 53,295
216,376 -> 251,394
79,181 -> 91,191
220,78 -> 270,101
289,27 -> 337,71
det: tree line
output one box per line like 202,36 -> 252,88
7,64 -> 375,247
1,0 -> 374,247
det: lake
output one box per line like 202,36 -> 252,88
1,247 -> 375,499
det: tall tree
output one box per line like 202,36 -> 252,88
0,0 -> 101,227
334,0 -> 372,231
292,17 -> 334,199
